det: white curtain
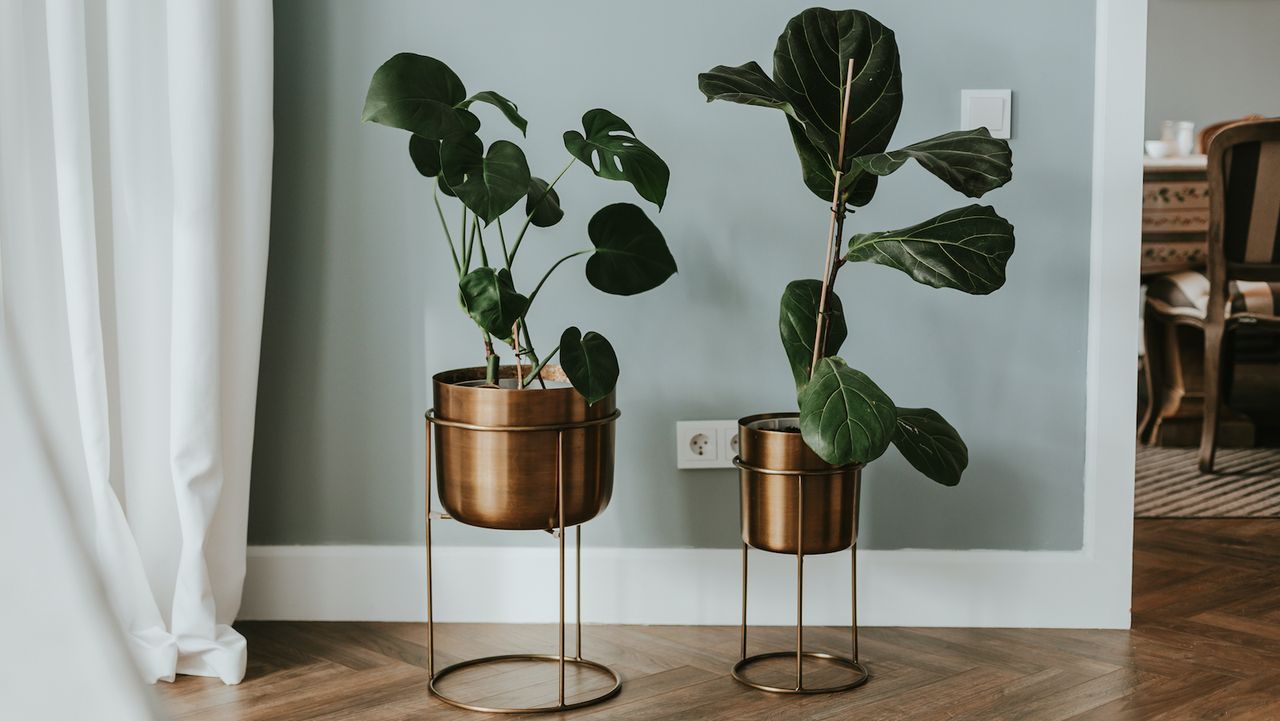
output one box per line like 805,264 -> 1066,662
0,0 -> 272,685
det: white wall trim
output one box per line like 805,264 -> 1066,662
1076,0 -> 1146,626
241,545 -> 1130,628
239,1 -> 1146,632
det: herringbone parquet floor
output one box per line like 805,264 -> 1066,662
156,520 -> 1280,720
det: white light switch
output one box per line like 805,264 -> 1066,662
961,89 -> 1012,139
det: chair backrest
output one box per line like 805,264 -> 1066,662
1196,114 -> 1264,155
1206,118 -> 1280,287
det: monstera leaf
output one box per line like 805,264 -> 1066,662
458,90 -> 527,135
892,407 -> 968,487
699,9 -> 902,207
564,109 -> 670,208
852,128 -> 1012,198
458,267 -> 529,341
409,135 -> 442,178
440,136 -> 531,224
844,205 -> 1015,294
525,177 -> 564,227
779,280 -> 848,390
798,357 -> 896,466
559,327 -> 619,404
585,203 -> 677,295
362,53 -> 479,139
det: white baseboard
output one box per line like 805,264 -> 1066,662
240,544 -> 1130,629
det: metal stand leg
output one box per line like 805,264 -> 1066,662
426,418 -> 435,679
576,525 -> 582,660
557,430 -> 566,708
795,474 -> 804,691
740,542 -> 748,661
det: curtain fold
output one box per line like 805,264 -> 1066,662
0,0 -> 272,685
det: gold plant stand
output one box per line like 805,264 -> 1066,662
732,457 -> 870,694
423,409 -> 623,714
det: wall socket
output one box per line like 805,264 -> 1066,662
676,420 -> 740,469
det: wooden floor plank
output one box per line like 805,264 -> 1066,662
154,519 -> 1280,719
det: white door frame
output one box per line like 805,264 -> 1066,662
1079,0 -> 1147,626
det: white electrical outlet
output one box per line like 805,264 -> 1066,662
676,420 -> 740,469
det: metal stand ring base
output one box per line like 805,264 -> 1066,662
429,654 -> 622,714
732,652 -> 869,694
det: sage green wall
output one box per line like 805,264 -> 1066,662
1146,0 -> 1280,140
252,0 -> 1096,550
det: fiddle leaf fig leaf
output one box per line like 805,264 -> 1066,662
773,8 -> 902,206
844,205 -> 1015,294
440,137 -> 532,225
891,407 -> 968,487
585,203 -> 677,295
564,109 -> 670,208
798,357 -> 896,466
559,327 -> 619,405
458,267 -> 529,342
697,61 -> 795,115
458,90 -> 528,136
789,118 -> 879,207
852,128 -> 1012,198
409,134 -> 442,178
525,177 -> 564,228
779,280 -> 848,391
362,53 -> 480,139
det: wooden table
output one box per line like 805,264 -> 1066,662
1141,154 -> 1208,274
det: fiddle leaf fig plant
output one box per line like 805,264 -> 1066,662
699,7 -> 1015,486
364,53 -> 676,400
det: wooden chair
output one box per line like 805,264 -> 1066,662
1196,114 -> 1264,155
1200,118 -> 1280,471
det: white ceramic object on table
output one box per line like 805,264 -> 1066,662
1145,139 -> 1173,159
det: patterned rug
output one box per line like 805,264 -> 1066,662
1136,445 -> 1280,517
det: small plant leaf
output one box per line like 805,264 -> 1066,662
779,280 -> 848,391
458,90 -> 528,136
409,134 -> 442,178
440,136 -> 532,225
525,176 -> 564,228
697,61 -> 795,115
362,53 -> 479,139
852,128 -> 1012,198
564,109 -> 670,208
891,407 -> 968,487
458,267 -> 529,342
559,327 -> 619,405
844,205 -> 1015,294
798,357 -> 896,466
585,203 -> 677,295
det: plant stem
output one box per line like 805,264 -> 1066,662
508,157 -> 575,264
434,185 -> 461,277
527,249 -> 590,306
518,319 -> 547,388
476,221 -> 490,267
483,334 -> 498,384
465,204 -> 476,272
465,216 -> 479,273
520,344 -> 560,388
809,59 -> 857,377
497,218 -> 511,270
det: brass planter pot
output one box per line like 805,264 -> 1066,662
738,413 -> 861,555
431,364 -> 615,530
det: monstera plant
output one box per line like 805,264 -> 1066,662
700,7 -> 1015,485
362,53 -> 675,402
